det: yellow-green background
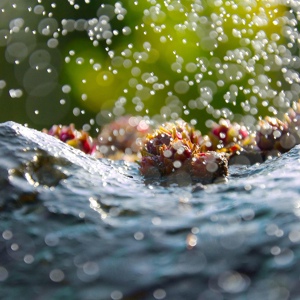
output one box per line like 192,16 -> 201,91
0,0 -> 298,134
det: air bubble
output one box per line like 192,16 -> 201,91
76,57 -> 84,64
93,63 -> 101,71
153,289 -> 166,300
62,85 -> 71,93
96,4 -> 115,20
123,59 -> 132,68
185,62 -> 197,72
47,38 -> 58,48
122,26 -> 131,35
38,18 -> 58,36
173,160 -> 182,168
29,50 -> 50,70
49,269 -> 65,282
0,80 -> 6,89
9,89 -> 23,98
6,42 -> 28,63
34,5 -> 45,15
9,18 -> 24,32
134,231 -> 144,240
0,267 -> 8,282
131,67 -> 141,77
218,271 -> 250,293
75,19 -> 87,31
62,19 -> 75,32
24,254 -> 34,264
163,149 -> 172,158
111,290 -> 123,300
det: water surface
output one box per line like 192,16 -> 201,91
1,123 -> 300,300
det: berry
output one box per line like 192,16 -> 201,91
256,116 -> 294,152
140,119 -> 228,184
96,115 -> 150,159
207,118 -> 251,151
44,124 -> 96,155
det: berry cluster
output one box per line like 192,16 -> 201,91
43,100 -> 300,184
44,116 -> 150,160
95,115 -> 150,160
139,120 -> 229,184
43,124 -> 95,155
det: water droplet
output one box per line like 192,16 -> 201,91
9,89 -> 23,98
29,49 -> 50,69
49,269 -> 65,282
47,38 -> 58,48
73,107 -> 80,116
0,267 -> 8,282
111,290 -> 123,300
174,80 -> 189,94
134,231 -> 144,240
173,160 -> 182,168
62,85 -> 71,93
24,254 -> 34,264
218,271 -> 250,293
34,5 -> 45,15
153,289 -> 166,300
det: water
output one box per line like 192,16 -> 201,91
1,122 -> 300,299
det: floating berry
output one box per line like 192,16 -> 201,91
96,115 -> 150,159
44,124 -> 96,155
190,151 -> 229,183
256,116 -> 294,152
285,100 -> 300,145
139,120 -> 228,184
206,118 -> 251,151
145,119 -> 201,156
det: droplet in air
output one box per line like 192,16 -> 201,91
62,85 -> 71,93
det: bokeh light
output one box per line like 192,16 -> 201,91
0,0 -> 299,134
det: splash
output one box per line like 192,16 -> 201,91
0,0 -> 300,133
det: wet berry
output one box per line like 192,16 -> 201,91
44,124 -> 96,155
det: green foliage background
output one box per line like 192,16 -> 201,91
0,0 -> 299,134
